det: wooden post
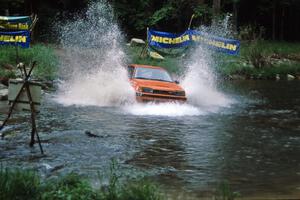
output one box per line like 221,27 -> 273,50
188,14 -> 195,30
139,27 -> 149,58
0,61 -> 44,154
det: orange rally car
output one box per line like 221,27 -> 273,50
128,64 -> 187,103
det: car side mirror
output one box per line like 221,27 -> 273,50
175,80 -> 180,84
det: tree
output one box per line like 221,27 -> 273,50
212,0 -> 221,17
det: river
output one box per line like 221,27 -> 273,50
0,80 -> 300,199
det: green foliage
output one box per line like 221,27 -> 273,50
238,25 -> 265,41
245,40 -> 268,69
149,4 -> 174,26
0,44 -> 59,80
192,4 -> 212,19
0,167 -> 41,200
0,162 -> 164,200
218,40 -> 300,79
126,46 -> 183,75
112,0 -> 153,31
42,173 -> 97,200
214,181 -> 240,200
121,180 -> 164,200
100,159 -> 121,200
128,40 -> 300,80
98,159 -> 164,200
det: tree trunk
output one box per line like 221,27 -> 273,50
233,2 -> 238,33
272,2 -> 276,40
5,9 -> 9,16
213,0 -> 221,17
280,7 -> 285,40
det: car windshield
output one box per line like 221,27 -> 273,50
134,67 -> 173,82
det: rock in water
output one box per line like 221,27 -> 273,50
287,74 -> 295,81
85,130 -> 100,138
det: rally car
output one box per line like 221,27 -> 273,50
128,64 -> 187,102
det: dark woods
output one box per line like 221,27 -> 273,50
1,0 -> 300,41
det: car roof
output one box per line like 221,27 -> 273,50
129,64 -> 166,70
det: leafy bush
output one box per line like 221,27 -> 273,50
0,167 -> 41,200
41,173 -> 97,200
98,159 -> 164,200
0,162 -> 164,200
214,182 -> 240,200
121,180 -> 164,200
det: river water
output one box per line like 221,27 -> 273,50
1,80 -> 300,198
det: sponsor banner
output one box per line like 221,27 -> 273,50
189,30 -> 240,55
148,29 -> 240,55
0,31 -> 31,48
0,16 -> 31,30
148,29 -> 191,48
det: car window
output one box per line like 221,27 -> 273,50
128,66 -> 135,78
134,67 -> 173,82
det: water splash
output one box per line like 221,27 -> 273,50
55,1 -> 135,106
181,46 -> 232,109
124,103 -> 205,117
55,2 -> 234,116
181,15 -> 235,109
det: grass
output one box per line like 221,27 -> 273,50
0,167 -> 41,200
2,40 -> 297,81
127,41 -> 300,80
0,168 -> 239,200
126,46 -> 184,75
0,160 -> 164,200
0,162 -> 239,200
218,40 -> 300,79
42,173 -> 97,200
0,44 -> 59,81
214,182 -> 240,200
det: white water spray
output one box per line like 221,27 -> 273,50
55,2 -> 234,116
55,1 -> 135,106
181,46 -> 232,109
179,16 -> 234,109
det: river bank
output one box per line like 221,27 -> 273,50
1,166 -> 300,200
128,40 -> 300,81
1,41 -> 300,84
0,44 -> 58,85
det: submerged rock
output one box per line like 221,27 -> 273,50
287,74 -> 295,81
85,130 -> 101,138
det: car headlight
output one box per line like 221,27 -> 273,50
176,91 -> 185,96
141,87 -> 153,93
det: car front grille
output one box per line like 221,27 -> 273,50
152,90 -> 185,96
153,90 -> 177,95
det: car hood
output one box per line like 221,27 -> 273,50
131,79 -> 184,91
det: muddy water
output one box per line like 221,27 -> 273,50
1,80 -> 300,198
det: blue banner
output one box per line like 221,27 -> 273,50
0,31 -> 30,48
148,29 -> 240,55
0,16 -> 31,23
0,16 -> 31,30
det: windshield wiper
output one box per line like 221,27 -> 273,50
148,78 -> 172,82
135,77 -> 172,82
135,77 -> 149,80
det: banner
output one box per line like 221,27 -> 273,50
0,31 -> 31,48
148,29 -> 240,55
0,16 -> 32,30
